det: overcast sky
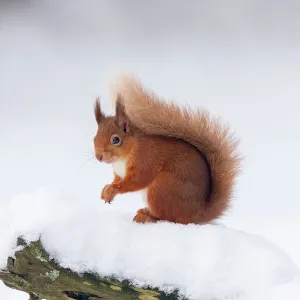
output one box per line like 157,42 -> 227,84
0,0 -> 299,264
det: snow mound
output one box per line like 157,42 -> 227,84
0,187 -> 300,300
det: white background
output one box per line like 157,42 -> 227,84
0,0 -> 299,298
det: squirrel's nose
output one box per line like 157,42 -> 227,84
96,154 -> 103,161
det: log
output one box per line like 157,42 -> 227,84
0,238 -> 183,300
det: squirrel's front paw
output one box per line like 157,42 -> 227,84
101,184 -> 118,204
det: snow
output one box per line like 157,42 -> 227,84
1,187 -> 300,300
0,282 -> 28,300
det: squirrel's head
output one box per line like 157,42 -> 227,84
93,96 -> 134,164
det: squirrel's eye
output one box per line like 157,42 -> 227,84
111,135 -> 121,145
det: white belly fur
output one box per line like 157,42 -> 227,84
113,160 -> 149,208
112,159 -> 127,178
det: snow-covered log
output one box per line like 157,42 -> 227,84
0,237 -> 179,300
1,188 -> 300,300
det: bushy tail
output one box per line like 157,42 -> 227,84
110,75 -> 242,222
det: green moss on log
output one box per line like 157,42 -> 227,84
0,238 -> 184,300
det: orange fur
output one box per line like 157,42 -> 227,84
93,76 -> 241,224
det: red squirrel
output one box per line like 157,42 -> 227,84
93,75 -> 241,224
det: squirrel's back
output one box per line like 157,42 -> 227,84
110,75 -> 241,223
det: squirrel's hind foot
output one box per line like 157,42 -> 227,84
133,208 -> 158,224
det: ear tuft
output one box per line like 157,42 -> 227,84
115,94 -> 130,133
94,98 -> 105,124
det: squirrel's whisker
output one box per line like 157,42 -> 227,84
78,156 -> 95,170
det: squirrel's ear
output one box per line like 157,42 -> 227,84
94,98 -> 105,124
115,95 -> 130,133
